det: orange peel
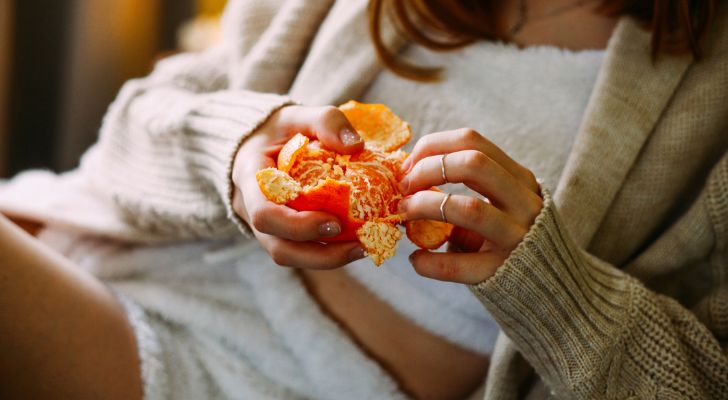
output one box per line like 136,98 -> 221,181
277,132 -> 309,173
339,100 -> 412,152
406,219 -> 454,250
256,102 -> 452,266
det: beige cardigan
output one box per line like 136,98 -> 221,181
1,0 -> 726,398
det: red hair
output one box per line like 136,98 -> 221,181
368,0 -> 716,81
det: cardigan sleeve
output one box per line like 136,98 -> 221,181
469,152 -> 728,399
78,45 -> 295,240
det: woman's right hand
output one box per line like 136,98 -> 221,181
231,105 -> 367,269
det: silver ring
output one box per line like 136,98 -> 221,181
440,193 -> 452,223
440,154 -> 449,183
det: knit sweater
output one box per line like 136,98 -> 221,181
1,0 -> 727,398
342,42 -> 605,356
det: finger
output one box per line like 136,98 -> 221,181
402,128 -> 539,194
400,150 -> 543,225
257,233 -> 365,269
448,226 -> 486,253
276,105 -> 364,154
242,180 -> 344,241
233,151 -> 343,240
400,191 -> 526,249
409,249 -> 508,284
232,139 -> 276,187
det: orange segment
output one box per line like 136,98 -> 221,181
405,219 -> 454,250
339,101 -> 412,152
277,133 -> 309,173
357,221 -> 402,266
288,178 -> 363,242
256,168 -> 302,204
256,101 -> 450,266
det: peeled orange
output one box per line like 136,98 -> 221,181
256,101 -> 452,266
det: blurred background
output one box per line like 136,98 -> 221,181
0,0 -> 227,178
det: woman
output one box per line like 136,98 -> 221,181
0,0 -> 726,398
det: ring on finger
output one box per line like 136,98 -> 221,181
440,154 -> 449,184
440,193 -> 452,223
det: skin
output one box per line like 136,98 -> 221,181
0,1 -> 618,398
0,215 -> 142,400
232,3 -> 619,398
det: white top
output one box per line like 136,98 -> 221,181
346,42 -> 605,355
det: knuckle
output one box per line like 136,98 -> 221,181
408,192 -> 429,214
419,134 -> 433,148
410,159 -> 426,179
462,150 -> 489,171
460,197 -> 486,224
249,209 -> 270,233
459,128 -> 481,145
318,105 -> 342,122
281,219 -> 304,237
437,260 -> 460,280
267,242 -> 290,267
518,166 -> 539,191
414,134 -> 435,155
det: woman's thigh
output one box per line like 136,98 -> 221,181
0,215 -> 142,400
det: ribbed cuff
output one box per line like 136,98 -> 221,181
469,189 -> 637,394
185,90 -> 296,237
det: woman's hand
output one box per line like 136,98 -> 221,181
231,105 -> 367,269
398,128 -> 543,284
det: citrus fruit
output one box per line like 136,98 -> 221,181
256,101 -> 452,266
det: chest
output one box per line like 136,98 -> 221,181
362,43 -> 604,191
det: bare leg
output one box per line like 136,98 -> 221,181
0,215 -> 142,399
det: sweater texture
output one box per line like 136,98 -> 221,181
344,42 -> 604,356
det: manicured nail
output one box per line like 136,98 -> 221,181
400,158 -> 412,173
348,245 -> 366,261
318,221 -> 341,237
398,178 -> 409,194
339,127 -> 362,146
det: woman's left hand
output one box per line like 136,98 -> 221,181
398,128 -> 543,284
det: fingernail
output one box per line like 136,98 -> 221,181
398,178 -> 409,193
348,245 -> 366,261
400,158 -> 411,173
318,221 -> 341,237
397,197 -> 409,215
339,127 -> 362,147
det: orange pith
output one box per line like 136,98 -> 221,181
256,102 -> 452,266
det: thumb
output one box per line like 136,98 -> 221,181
313,106 -> 364,155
